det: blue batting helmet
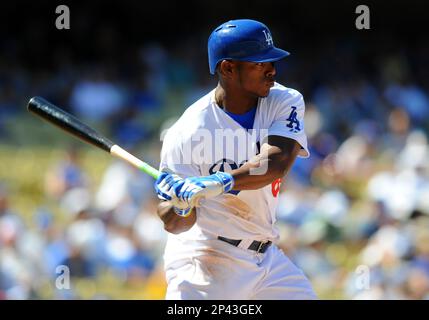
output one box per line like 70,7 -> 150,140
207,19 -> 290,75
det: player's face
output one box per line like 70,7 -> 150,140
234,61 -> 276,98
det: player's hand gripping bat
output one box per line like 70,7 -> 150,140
27,96 -> 160,179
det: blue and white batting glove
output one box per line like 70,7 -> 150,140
174,171 -> 234,208
154,171 -> 192,217
155,171 -> 234,216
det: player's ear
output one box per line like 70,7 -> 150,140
218,60 -> 235,78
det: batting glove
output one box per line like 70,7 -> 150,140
154,171 -> 192,217
174,171 -> 234,208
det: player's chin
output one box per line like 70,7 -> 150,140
259,81 -> 274,97
259,87 -> 272,98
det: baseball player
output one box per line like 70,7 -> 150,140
155,19 -> 317,299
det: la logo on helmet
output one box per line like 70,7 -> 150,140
262,30 -> 273,46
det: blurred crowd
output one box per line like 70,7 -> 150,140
1,5 -> 429,299
0,149 -> 167,299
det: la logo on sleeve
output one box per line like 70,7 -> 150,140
286,106 -> 301,132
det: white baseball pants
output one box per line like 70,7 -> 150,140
163,238 -> 317,300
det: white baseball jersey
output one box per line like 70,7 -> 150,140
159,82 -> 309,243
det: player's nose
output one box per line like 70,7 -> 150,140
266,62 -> 276,78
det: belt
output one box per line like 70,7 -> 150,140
217,236 -> 272,254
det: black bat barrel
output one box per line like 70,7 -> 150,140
27,96 -> 115,152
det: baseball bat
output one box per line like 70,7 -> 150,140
27,96 -> 160,179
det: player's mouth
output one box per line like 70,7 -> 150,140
266,79 -> 275,87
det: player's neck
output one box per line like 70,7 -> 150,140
215,84 -> 258,115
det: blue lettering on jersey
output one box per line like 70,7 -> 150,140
209,158 -> 238,174
286,106 -> 301,133
208,142 -> 261,196
209,158 -> 240,195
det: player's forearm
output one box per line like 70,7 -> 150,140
231,141 -> 301,190
231,155 -> 287,189
157,201 -> 196,234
